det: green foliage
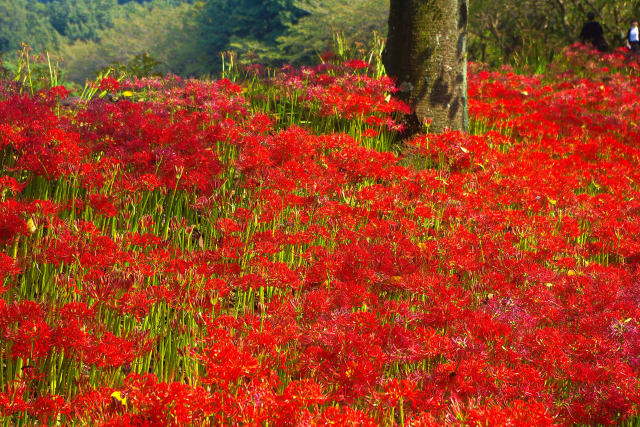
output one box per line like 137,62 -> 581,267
48,0 -> 117,41
468,0 -> 640,68
98,52 -> 163,80
2,0 -> 389,78
0,0 -> 61,53
63,1 -> 200,82
48,3 -> 92,41
10,45 -> 63,94
195,0 -> 305,70
6,0 -> 640,81
0,0 -> 190,57
277,0 -> 389,65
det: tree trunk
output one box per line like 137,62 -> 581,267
384,0 -> 468,134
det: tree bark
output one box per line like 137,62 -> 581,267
384,0 -> 468,134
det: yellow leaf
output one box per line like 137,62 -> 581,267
567,270 -> 576,276
122,91 -> 134,97
26,218 -> 36,234
111,391 -> 127,405
547,197 -> 557,205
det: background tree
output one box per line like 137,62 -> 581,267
277,0 -> 389,64
0,0 -> 61,53
4,0 -> 640,84
63,1 -> 199,82
384,0 -> 468,134
469,0 -> 640,69
195,0 -> 305,70
48,0 -> 117,41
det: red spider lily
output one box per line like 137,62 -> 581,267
2,48 -> 640,425
0,252 -> 19,293
318,406 -> 377,426
30,395 -> 67,424
465,399 -> 554,426
1,300 -> 52,359
344,59 -> 370,70
88,193 -> 118,217
0,382 -> 30,418
98,77 -> 120,93
109,373 -> 221,425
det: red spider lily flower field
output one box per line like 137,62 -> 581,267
2,45 -> 640,426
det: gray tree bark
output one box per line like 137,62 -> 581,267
383,0 -> 468,134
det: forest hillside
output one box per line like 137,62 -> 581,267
2,0 -> 640,83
